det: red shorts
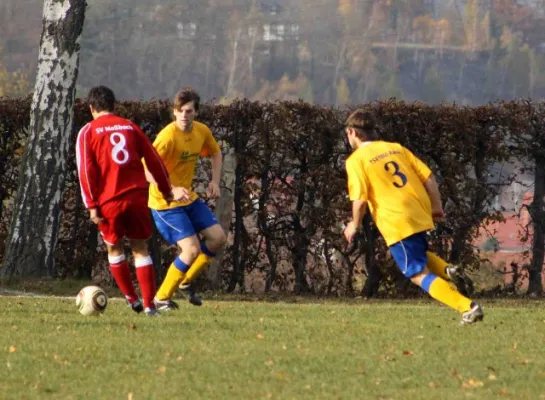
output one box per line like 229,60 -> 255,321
97,190 -> 152,245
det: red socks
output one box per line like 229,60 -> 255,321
135,256 -> 156,309
108,255 -> 138,303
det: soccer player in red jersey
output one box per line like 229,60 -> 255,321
76,86 -> 174,316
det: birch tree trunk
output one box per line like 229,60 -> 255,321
206,148 -> 236,289
1,0 -> 86,279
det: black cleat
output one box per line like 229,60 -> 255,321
179,284 -> 203,306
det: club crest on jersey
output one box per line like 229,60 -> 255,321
180,151 -> 199,163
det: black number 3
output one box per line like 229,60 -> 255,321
384,161 -> 408,188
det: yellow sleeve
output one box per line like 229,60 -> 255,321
346,156 -> 368,202
199,126 -> 221,157
142,128 -> 173,170
403,146 -> 432,183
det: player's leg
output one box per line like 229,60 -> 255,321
179,199 -> 227,304
426,251 -> 464,283
390,232 -> 483,324
129,239 -> 158,316
124,192 -> 160,316
151,207 -> 201,310
99,201 -> 141,312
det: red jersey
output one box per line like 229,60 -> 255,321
76,114 -> 171,209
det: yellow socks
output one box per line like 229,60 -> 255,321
421,274 -> 473,313
426,251 -> 450,280
155,258 -> 188,301
180,253 -> 213,287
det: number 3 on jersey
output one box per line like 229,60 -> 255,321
110,132 -> 129,165
384,161 -> 407,188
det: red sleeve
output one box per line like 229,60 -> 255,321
135,126 -> 172,197
76,123 -> 99,209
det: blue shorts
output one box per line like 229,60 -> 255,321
389,232 -> 429,278
151,198 -> 219,245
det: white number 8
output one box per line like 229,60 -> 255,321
110,132 -> 129,165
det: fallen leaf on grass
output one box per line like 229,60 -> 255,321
128,324 -> 136,330
462,378 -> 484,388
271,371 -> 290,381
176,356 -> 183,361
487,366 -> 496,371
450,370 -> 462,380
127,393 -> 133,400
498,388 -> 509,396
488,374 -> 497,381
428,382 -> 439,388
402,350 -> 414,356
157,366 -> 167,374
256,333 -> 265,340
512,341 -> 518,351
9,345 -> 16,353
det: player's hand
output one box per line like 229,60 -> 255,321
172,186 -> 191,202
89,208 -> 103,225
207,181 -> 221,199
432,207 -> 445,222
343,221 -> 359,244
164,191 -> 174,205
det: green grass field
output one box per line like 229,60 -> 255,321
1,295 -> 545,400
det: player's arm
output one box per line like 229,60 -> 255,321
344,157 -> 369,243
201,128 -> 222,199
208,151 -> 222,198
403,146 -> 444,221
75,124 -> 98,209
423,174 -> 444,222
136,128 -> 173,200
75,125 -> 103,224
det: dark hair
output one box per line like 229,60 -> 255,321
345,109 -> 377,140
173,87 -> 200,111
87,86 -> 116,112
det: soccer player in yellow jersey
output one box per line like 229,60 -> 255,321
343,109 -> 484,325
146,87 -> 226,310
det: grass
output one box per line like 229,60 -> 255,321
1,295 -> 545,400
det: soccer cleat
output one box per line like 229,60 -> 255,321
144,307 -> 160,317
461,302 -> 484,325
445,264 -> 463,282
153,297 -> 179,311
179,283 -> 203,306
128,299 -> 144,314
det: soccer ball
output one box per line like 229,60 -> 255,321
76,286 -> 108,316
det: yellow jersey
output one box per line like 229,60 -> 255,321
147,121 -> 221,210
346,141 -> 434,245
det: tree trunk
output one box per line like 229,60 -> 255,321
528,158 -> 545,295
206,149 -> 236,289
0,0 -> 86,279
227,160 -> 244,292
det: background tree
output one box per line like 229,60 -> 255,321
1,0 -> 87,279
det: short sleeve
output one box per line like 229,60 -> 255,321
402,146 -> 432,183
199,126 -> 221,157
346,155 -> 369,202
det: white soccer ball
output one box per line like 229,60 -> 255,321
76,286 -> 108,316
